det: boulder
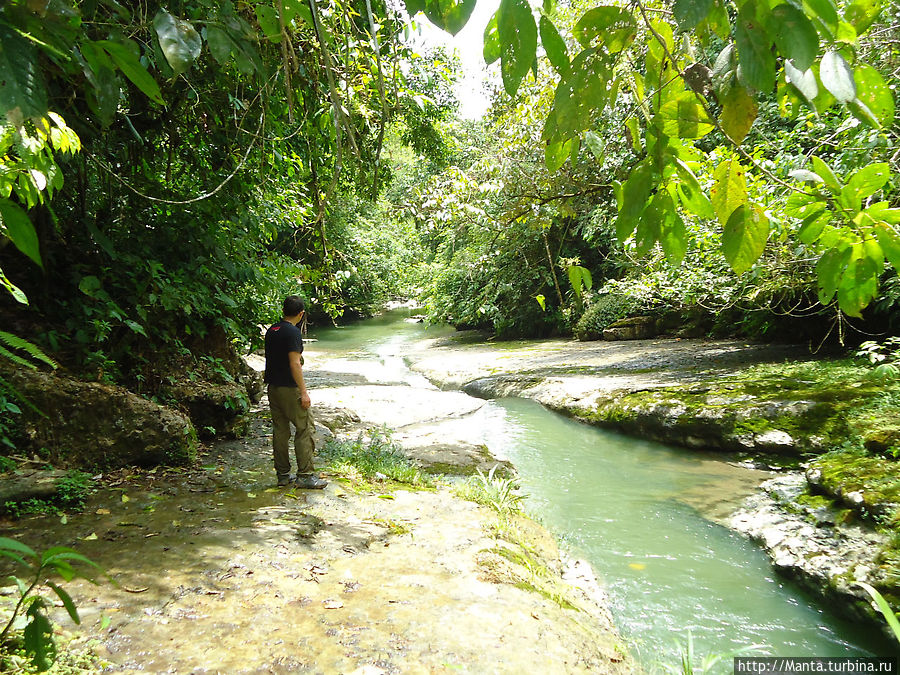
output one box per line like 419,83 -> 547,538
4,365 -> 197,468
163,380 -> 251,439
602,316 -> 657,341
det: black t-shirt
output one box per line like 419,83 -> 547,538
264,320 -> 304,387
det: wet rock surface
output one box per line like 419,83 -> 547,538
0,345 -> 633,673
404,334 -> 891,628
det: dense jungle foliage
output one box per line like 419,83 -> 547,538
1,0 -> 899,364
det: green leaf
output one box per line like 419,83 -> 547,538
422,0 -> 477,35
625,117 -> 641,152
784,60 -> 819,105
24,603 -> 57,671
819,51 -> 856,103
205,26 -> 234,65
497,0 -> 537,96
153,9 -> 202,76
867,204 -> 900,225
583,130 -> 604,160
711,43 -> 737,96
539,16 -> 569,76
96,40 -> 164,105
798,208 -> 830,244
0,536 -> 38,559
657,91 -> 715,139
544,136 -> 576,173
845,163 -> 890,201
534,294 -> 546,311
78,275 -> 102,298
543,49 -> 611,140
673,0 -> 713,30
0,198 -> 41,268
711,157 -> 747,226
0,330 -> 57,369
573,6 -> 637,53
255,5 -> 282,43
0,270 -> 29,305
804,0 -> 838,33
567,265 -> 592,297
720,84 -> 757,143
0,26 -> 48,120
675,161 -> 715,220
768,4 -> 819,71
125,319 -> 148,337
723,204 -> 769,273
658,196 -> 687,265
874,224 -> 900,271
47,582 -> 80,624
816,245 -> 852,304
850,63 -> 894,129
483,14 -> 501,65
735,2 -> 775,92
615,161 -> 654,242
811,156 -> 841,192
844,0 -> 883,35
837,253 -> 878,317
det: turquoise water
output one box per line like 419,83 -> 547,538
310,311 -> 894,664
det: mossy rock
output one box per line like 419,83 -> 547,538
3,364 -> 197,468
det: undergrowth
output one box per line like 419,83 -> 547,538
320,427 -> 435,491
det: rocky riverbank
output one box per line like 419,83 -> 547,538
405,331 -> 899,631
0,345 -> 633,673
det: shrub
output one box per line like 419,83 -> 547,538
574,293 -> 643,341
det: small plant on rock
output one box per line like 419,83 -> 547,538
456,464 -> 523,514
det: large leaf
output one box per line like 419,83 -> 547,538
874,224 -> 900,272
767,4 -> 819,71
497,0 -> 537,96
711,157 -> 747,226
837,254 -> 879,317
97,40 -> 164,104
539,16 -> 569,76
79,41 -> 120,127
544,136 -> 575,173
845,163 -> 890,201
850,63 -> 894,128
543,49 -> 611,141
657,91 -> 714,139
784,60 -> 818,105
673,0 -> 713,30
205,25 -> 234,65
573,6 -> 636,53
819,51 -> 856,103
720,84 -> 757,143
658,196 -> 687,264
615,160 -> 654,242
153,9 -> 202,76
0,26 -> 48,119
811,156 -> 841,192
421,0 -> 477,35
844,0 -> 883,34
722,204 -> 769,273
483,14 -> 501,64
0,198 -> 41,268
0,536 -> 38,559
816,245 -> 852,304
735,2 -> 775,92
255,5 -> 282,43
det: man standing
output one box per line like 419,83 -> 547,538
264,295 -> 327,489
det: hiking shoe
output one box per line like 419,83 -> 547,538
295,473 -> 327,490
277,474 -> 292,487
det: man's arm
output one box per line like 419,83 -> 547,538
288,351 -> 311,409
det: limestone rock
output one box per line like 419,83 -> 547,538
5,366 -> 196,468
163,380 -> 250,439
602,316 -> 657,341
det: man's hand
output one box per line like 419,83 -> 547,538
300,391 -> 311,410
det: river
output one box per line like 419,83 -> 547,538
310,309 -> 892,665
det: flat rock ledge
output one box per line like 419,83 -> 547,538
729,474 -> 891,633
404,336 -> 893,632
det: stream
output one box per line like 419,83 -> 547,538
310,309 -> 891,664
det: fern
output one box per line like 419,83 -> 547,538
0,331 -> 57,370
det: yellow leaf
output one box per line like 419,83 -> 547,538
628,562 -> 646,570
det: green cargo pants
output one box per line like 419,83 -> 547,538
267,385 -> 315,479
